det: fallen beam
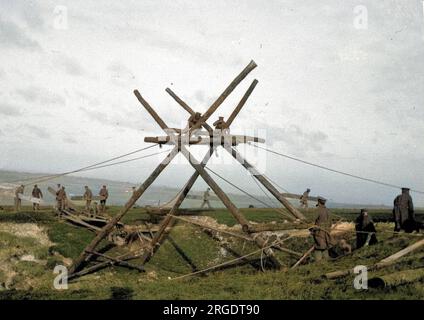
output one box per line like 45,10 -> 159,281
368,268 -> 424,288
325,238 -> 424,279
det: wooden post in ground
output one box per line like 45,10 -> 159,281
224,146 -> 306,221
69,147 -> 179,275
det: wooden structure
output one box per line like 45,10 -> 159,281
69,60 -> 307,278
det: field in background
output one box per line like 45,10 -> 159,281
0,206 -> 423,300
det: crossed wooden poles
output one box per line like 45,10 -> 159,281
69,60 -> 306,278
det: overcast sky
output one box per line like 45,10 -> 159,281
1,0 -> 423,206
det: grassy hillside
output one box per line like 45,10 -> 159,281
0,206 -> 423,300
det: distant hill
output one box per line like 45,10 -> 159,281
0,170 -> 394,210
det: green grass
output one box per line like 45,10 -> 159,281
0,206 -> 423,300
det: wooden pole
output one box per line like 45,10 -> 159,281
133,89 -> 170,132
165,88 -> 214,133
139,147 -> 215,266
325,238 -> 424,279
291,246 -> 315,269
69,146 -> 179,275
368,268 -> 424,288
225,146 -> 306,221
180,145 -> 282,269
189,60 -> 257,134
226,79 -> 258,127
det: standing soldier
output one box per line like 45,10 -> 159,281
393,187 -> 416,233
99,185 -> 109,213
310,196 -> 333,262
14,184 -> 24,211
213,116 -> 228,133
55,184 -> 61,210
31,184 -> 43,211
300,188 -> 311,209
200,188 -> 212,209
355,208 -> 378,248
83,186 -> 93,211
56,186 -> 67,216
132,186 -> 137,197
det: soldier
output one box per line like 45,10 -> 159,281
132,186 -> 137,197
55,184 -> 61,210
31,184 -> 43,211
56,186 -> 67,216
310,196 -> 333,261
300,188 -> 311,209
83,186 -> 93,211
99,185 -> 109,213
355,208 -> 378,249
393,187 -> 416,233
14,184 -> 24,211
200,188 -> 212,209
188,112 -> 201,128
213,116 -> 228,134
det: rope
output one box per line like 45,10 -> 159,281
204,166 -> 294,220
249,143 -> 424,195
3,144 -> 157,186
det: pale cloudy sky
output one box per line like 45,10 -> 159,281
1,0 -> 424,206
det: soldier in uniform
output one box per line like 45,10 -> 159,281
56,186 -> 67,216
188,112 -> 202,128
200,188 -> 212,209
300,188 -> 311,209
83,186 -> 93,211
393,187 -> 416,233
355,208 -> 378,248
14,184 -> 25,211
31,184 -> 43,211
310,196 -> 333,261
99,185 -> 109,213
213,116 -> 229,134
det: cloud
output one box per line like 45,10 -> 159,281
15,86 -> 65,105
63,136 -> 77,144
107,62 -> 135,80
0,15 -> 40,49
26,125 -> 50,139
57,56 -> 86,76
265,124 -> 329,154
0,103 -> 22,116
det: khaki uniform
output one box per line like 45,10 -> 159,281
200,190 -> 212,209
300,191 -> 310,209
14,186 -> 24,211
56,188 -> 67,212
99,187 -> 109,212
311,203 -> 333,261
393,191 -> 415,232
83,188 -> 93,210
31,186 -> 43,211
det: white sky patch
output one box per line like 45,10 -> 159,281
0,0 -> 423,206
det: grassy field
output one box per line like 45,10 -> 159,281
0,205 -> 423,300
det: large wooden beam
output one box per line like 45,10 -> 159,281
189,60 -> 257,134
165,88 -> 214,134
144,135 -> 265,145
180,145 -> 282,269
139,147 -> 215,266
69,146 -> 180,275
325,238 -> 424,279
133,90 -> 170,132
225,146 -> 306,221
226,79 -> 258,127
